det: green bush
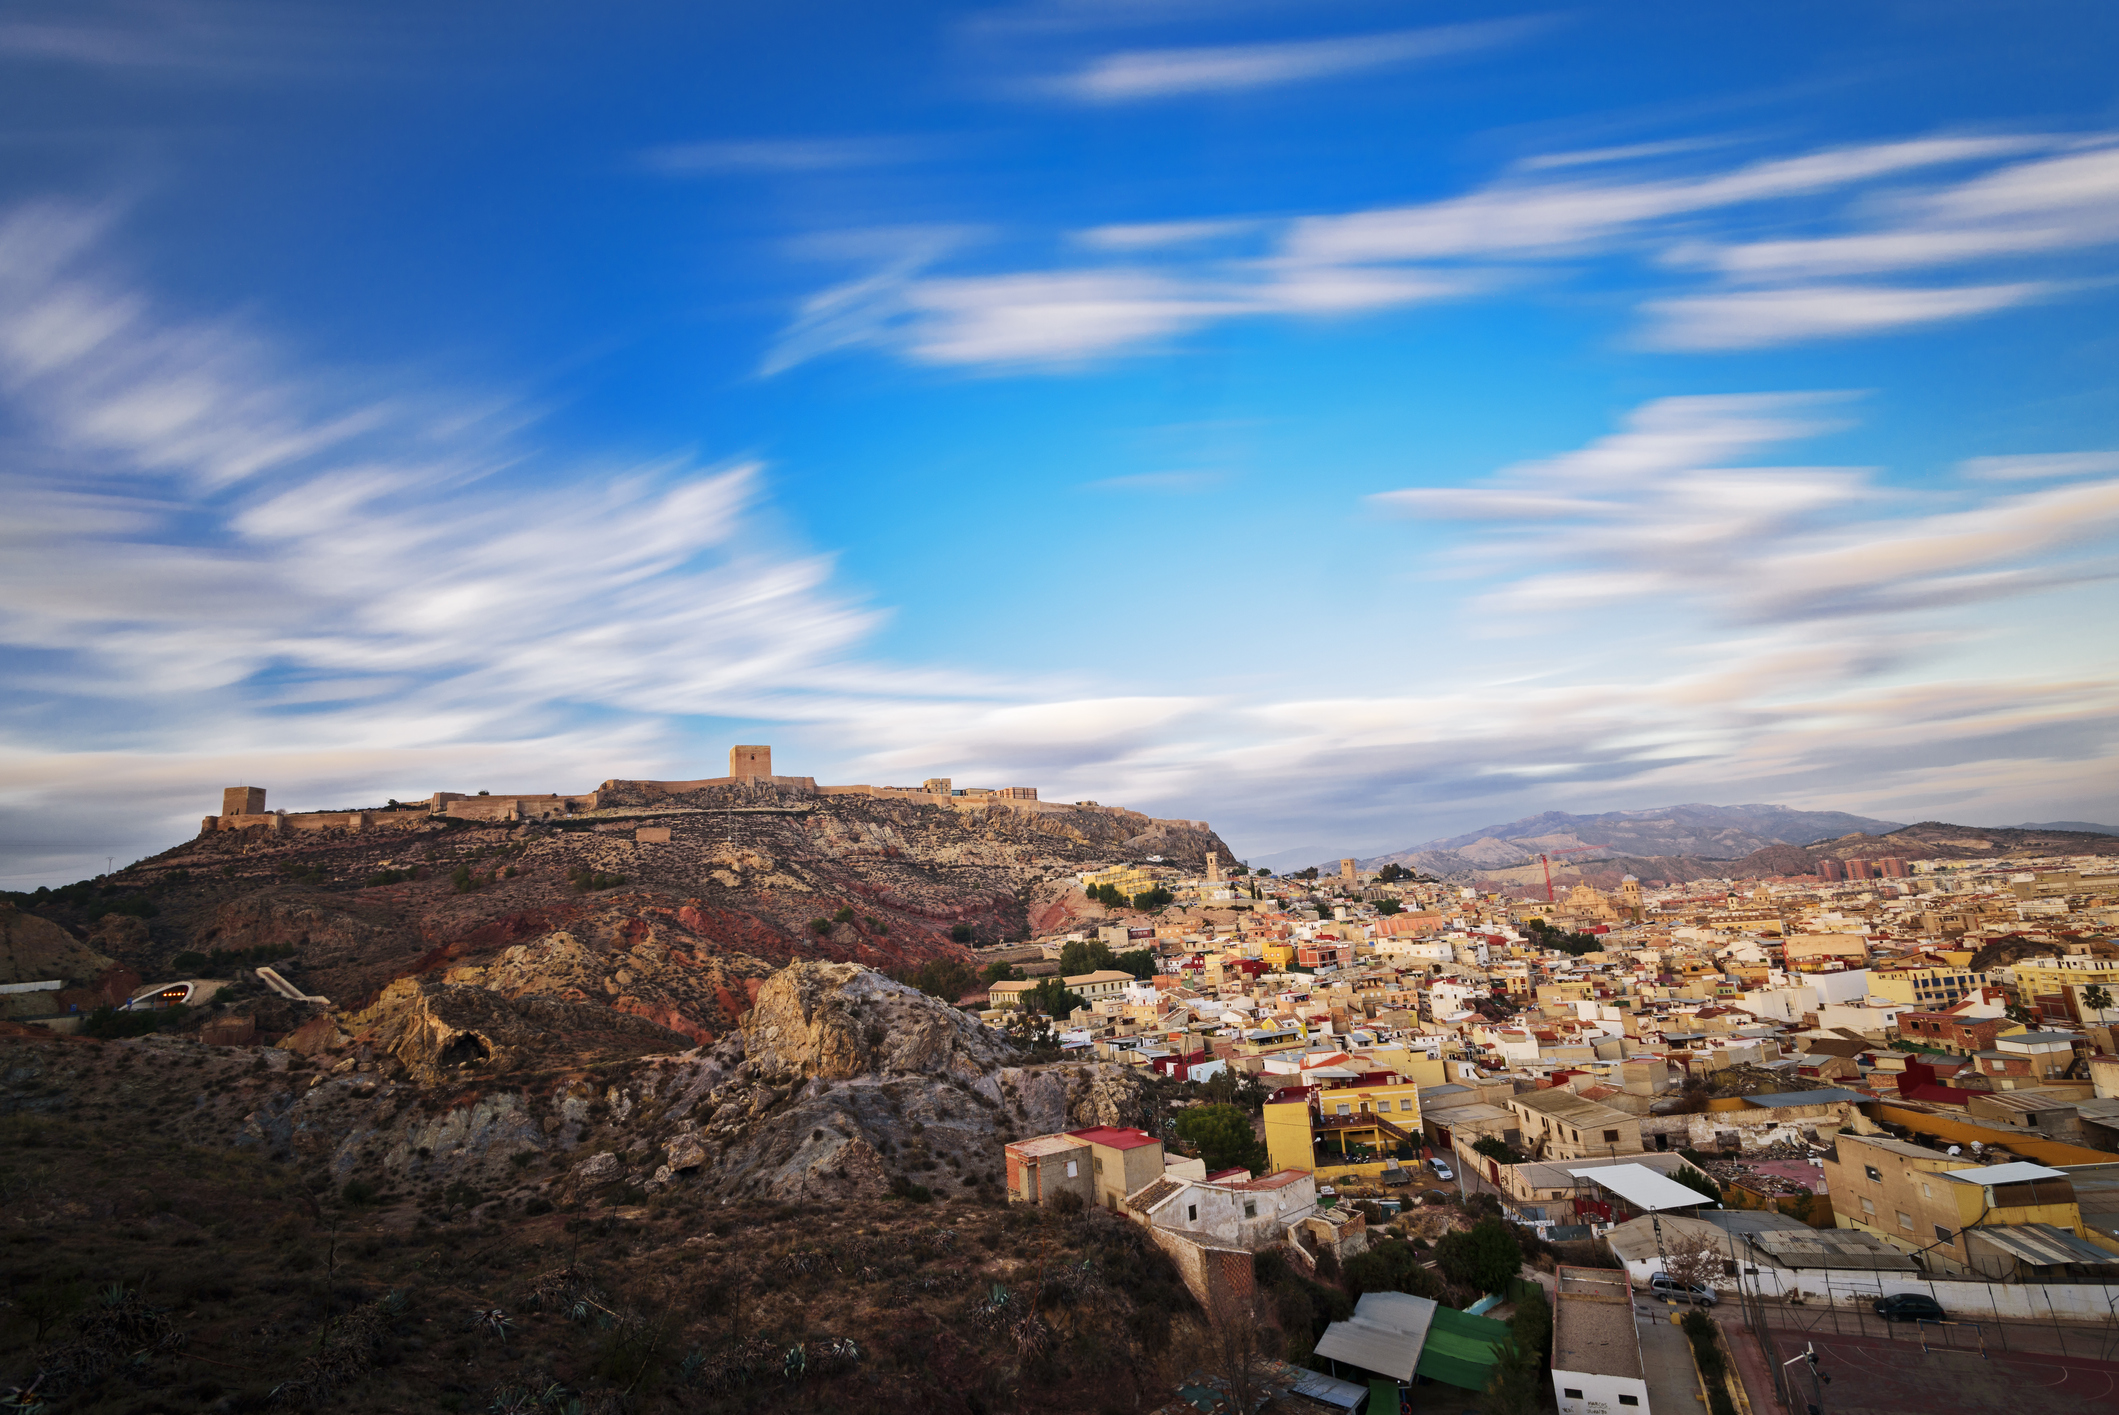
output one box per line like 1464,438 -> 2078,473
1435,1217 -> 1523,1295
809,917 -> 832,935
949,923 -> 974,943
82,1003 -> 188,1039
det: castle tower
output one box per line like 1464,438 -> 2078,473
1340,858 -> 1358,885
1206,853 -> 1223,883
729,745 -> 773,781
222,786 -> 266,817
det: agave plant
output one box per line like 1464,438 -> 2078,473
470,1307 -> 515,1342
782,1342 -> 807,1380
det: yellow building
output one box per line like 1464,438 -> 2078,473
1263,1084 -> 1425,1182
1261,939 -> 1295,972
1083,864 -> 1157,899
1823,1134 -> 2106,1274
2008,956 -> 2119,1016
1867,965 -> 1990,1010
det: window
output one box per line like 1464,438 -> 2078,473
1920,1182 -> 1931,1198
1936,1224 -> 1954,1243
1564,1391 -> 1584,1400
1603,1129 -> 1620,1142
1066,1161 -> 1078,1178
1093,1157 -> 1103,1174
1337,1103 -> 1351,1116
1860,1197 -> 1876,1215
1187,1204 -> 1198,1221
1898,1211 -> 1913,1230
1619,1398 -> 1640,1408
1864,1166 -> 1882,1182
1244,1201 -> 1257,1218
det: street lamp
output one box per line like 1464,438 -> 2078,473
1781,1342 -> 1829,1415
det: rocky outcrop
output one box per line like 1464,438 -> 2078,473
349,977 -> 691,1085
739,961 -> 1011,1084
441,922 -> 772,1046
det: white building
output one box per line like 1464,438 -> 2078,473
1551,1266 -> 1650,1415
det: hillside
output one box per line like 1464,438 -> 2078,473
8,779 -> 1234,1045
1355,803 -> 1906,880
1725,820 -> 2119,876
0,960 -> 1193,1414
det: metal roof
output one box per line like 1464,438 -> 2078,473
1568,1163 -> 1713,1212
1966,1223 -> 2118,1268
1945,1161 -> 2069,1185
1287,1369 -> 1369,1411
1738,1088 -> 1866,1107
1311,1291 -> 1438,1382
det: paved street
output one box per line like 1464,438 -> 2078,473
1634,1297 -> 1710,1415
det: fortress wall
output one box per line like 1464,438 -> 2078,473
205,809 -> 432,835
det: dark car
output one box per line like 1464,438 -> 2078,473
1874,1293 -> 1945,1322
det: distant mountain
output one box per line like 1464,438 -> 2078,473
1360,803 -> 1906,878
2013,821 -> 2118,836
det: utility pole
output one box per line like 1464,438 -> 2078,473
1781,1342 -> 1828,1415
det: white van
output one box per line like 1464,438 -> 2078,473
1427,1155 -> 1454,1182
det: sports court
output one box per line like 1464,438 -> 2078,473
1726,1327 -> 2119,1415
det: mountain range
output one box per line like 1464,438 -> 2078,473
1346,803 -> 1907,878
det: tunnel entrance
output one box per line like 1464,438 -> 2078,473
437,1033 -> 493,1068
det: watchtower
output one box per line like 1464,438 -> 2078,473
223,786 -> 266,817
1206,853 -> 1223,882
729,745 -> 773,781
1340,857 -> 1358,884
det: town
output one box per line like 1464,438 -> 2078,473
966,844 -> 2119,1414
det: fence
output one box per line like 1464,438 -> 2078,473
1725,1254 -> 2119,1411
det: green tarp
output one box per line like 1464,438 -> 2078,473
1368,1378 -> 1402,1415
1414,1304 -> 1512,1391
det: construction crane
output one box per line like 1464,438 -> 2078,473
1538,845 -> 1599,902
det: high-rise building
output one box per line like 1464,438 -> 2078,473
1818,858 -> 1845,883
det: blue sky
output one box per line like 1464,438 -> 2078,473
3,0 -> 2118,884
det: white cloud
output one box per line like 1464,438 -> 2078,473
1640,282 -> 2046,349
1960,452 -> 2119,482
770,130 -> 2107,371
1371,393 -> 2119,627
1056,20 -> 1544,100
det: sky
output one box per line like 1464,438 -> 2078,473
2,0 -> 2118,885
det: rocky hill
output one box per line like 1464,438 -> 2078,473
9,782 -> 1234,1044
1724,820 -> 2119,877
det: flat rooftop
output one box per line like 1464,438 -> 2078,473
1552,1272 -> 1643,1382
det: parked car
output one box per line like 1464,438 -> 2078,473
1427,1156 -> 1454,1181
1649,1273 -> 1718,1307
1874,1293 -> 1945,1322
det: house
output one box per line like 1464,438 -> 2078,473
1821,1133 -> 2110,1275
1507,1088 -> 1644,1161
1126,1168 -> 1319,1250
1005,1125 -> 1165,1211
1551,1267 -> 1648,1415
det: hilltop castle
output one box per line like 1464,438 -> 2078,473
202,745 -> 1211,837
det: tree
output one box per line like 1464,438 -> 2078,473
1479,1287 -> 1553,1415
1174,1103 -> 1268,1175
1472,1135 -> 1526,1165
1114,948 -> 1157,980
1187,1288 -> 1276,1415
1672,1164 -> 1723,1205
1342,1238 -> 1444,1301
1026,978 -> 1086,1019
948,922 -> 974,943
1376,899 -> 1403,917
1132,886 -> 1173,911
2086,984 -> 2114,1018
1660,1230 -> 1727,1292
900,958 -> 975,1002
1435,1218 -> 1523,1295
1295,867 -> 1319,881
1089,882 -> 1130,909
982,959 -> 1020,985
1059,939 -> 1117,975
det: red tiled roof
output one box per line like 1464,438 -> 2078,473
1068,1125 -> 1159,1151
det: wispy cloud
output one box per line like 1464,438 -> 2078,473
1055,19 -> 1547,101
1081,470 -> 1224,492
1371,393 -> 2119,626
639,136 -> 938,176
1960,452 -> 2119,482
768,130 -> 2114,371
